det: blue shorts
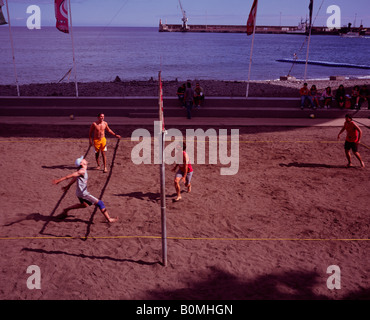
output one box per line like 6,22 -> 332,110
175,170 -> 193,185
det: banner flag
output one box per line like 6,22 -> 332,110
55,0 -> 69,33
246,0 -> 258,97
246,0 -> 258,35
308,0 -> 313,30
0,0 -> 8,25
158,71 -> 165,132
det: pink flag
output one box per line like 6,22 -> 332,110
55,0 -> 69,33
246,0 -> 258,35
158,71 -> 165,132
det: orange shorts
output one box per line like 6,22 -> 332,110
94,137 -> 107,152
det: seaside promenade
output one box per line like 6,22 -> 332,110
1,116 -> 370,128
1,96 -> 369,127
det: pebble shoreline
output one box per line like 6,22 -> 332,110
0,78 -> 368,97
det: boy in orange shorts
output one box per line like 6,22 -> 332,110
89,113 -> 121,173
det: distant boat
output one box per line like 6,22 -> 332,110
339,23 -> 366,38
340,31 -> 364,38
276,59 -> 370,70
286,19 -> 307,35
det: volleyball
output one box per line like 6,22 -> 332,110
309,114 -> 315,119
70,114 -> 75,120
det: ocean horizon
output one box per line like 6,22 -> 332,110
1,26 -> 369,85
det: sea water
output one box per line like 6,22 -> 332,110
0,26 -> 369,85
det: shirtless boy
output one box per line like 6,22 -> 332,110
89,113 -> 121,173
172,142 -> 193,202
52,156 -> 118,223
337,114 -> 365,168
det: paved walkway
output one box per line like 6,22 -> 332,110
1,116 -> 370,127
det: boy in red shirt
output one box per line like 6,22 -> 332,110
337,114 -> 365,168
172,142 -> 193,202
299,83 -> 314,109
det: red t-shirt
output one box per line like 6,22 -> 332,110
183,151 -> 193,172
300,87 -> 309,96
345,121 -> 359,142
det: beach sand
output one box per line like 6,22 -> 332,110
0,123 -> 369,300
0,78 -> 369,97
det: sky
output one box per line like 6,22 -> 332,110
2,0 -> 369,28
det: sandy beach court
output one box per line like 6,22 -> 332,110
0,122 -> 369,300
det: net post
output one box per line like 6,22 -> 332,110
158,71 -> 167,266
160,129 -> 167,266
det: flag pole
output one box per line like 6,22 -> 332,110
68,0 -> 78,97
158,71 -> 167,267
246,22 -> 256,98
5,0 -> 20,97
304,0 -> 313,81
304,26 -> 312,81
160,127 -> 167,267
246,0 -> 258,98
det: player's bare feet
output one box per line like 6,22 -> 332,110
103,167 -> 108,173
346,163 -> 353,168
187,184 -> 191,193
360,161 -> 365,168
94,166 -> 101,170
173,196 -> 181,202
108,217 -> 118,223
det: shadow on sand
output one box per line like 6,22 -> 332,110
22,247 -> 159,266
114,191 -> 180,202
143,266 -> 370,300
115,191 -> 161,202
279,162 -> 347,169
4,212 -> 89,227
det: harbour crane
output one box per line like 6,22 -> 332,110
178,0 -> 189,31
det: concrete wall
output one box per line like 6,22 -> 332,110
0,96 -> 353,119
